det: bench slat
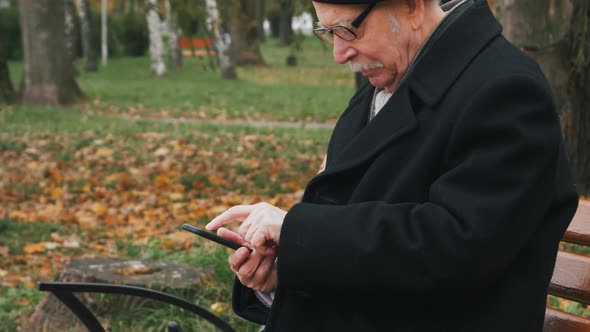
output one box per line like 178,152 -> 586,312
549,250 -> 590,305
544,307 -> 590,332
563,201 -> 590,246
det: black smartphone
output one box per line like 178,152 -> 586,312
182,224 -> 249,251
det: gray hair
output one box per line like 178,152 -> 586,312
388,14 -> 401,33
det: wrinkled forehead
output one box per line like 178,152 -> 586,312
312,0 -> 380,4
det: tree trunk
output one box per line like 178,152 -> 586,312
229,0 -> 265,66
64,0 -> 78,77
491,0 -> 590,196
257,0 -> 265,43
147,0 -> 166,76
279,0 -> 293,46
564,0 -> 590,196
206,0 -> 237,79
18,0 -> 84,105
165,0 -> 181,70
0,34 -> 16,104
101,0 -> 107,65
76,0 -> 98,71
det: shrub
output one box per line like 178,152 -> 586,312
121,12 -> 149,57
0,7 -> 21,60
89,11 -> 148,57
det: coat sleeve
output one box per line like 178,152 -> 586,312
275,74 -> 578,298
231,277 -> 269,325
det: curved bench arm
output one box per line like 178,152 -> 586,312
38,282 -> 236,332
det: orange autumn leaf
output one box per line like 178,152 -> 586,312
17,297 -> 30,306
46,167 -> 63,182
0,246 -> 9,257
24,242 -> 48,254
208,175 -> 228,186
40,262 -> 53,278
91,202 -> 108,216
155,175 -> 172,188
50,187 -> 65,199
96,147 -> 114,157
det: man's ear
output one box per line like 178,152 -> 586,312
406,0 -> 425,30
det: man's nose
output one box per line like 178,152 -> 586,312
333,37 -> 357,64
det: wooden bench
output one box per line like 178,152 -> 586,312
544,200 -> 590,331
178,37 -> 216,58
34,201 -> 589,331
178,37 -> 217,71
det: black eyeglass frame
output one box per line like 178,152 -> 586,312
313,0 -> 378,44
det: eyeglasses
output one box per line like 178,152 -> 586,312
313,1 -> 378,44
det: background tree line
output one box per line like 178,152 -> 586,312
0,0 -> 588,196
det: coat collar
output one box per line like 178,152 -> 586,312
310,0 -> 503,183
409,0 -> 502,106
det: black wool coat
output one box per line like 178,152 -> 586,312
232,0 -> 579,331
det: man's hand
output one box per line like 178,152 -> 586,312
206,202 -> 286,256
205,203 -> 286,293
227,246 -> 277,293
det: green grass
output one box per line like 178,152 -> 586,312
6,36 -> 354,123
0,35 -> 345,331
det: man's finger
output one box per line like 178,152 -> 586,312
206,205 -> 257,230
217,227 -> 252,248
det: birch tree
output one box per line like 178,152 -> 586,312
101,0 -> 108,65
206,0 -> 237,79
165,0 -> 181,70
18,0 -> 84,105
76,0 -> 97,71
147,0 -> 166,76
491,0 -> 590,196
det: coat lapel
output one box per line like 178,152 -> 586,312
309,0 -> 502,185
315,84 -> 418,181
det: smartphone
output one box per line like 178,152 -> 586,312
182,224 -> 250,251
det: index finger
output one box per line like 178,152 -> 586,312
206,205 -> 257,230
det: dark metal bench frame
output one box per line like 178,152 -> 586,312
37,281 -> 236,332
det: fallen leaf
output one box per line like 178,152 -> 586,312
96,148 -> 114,157
0,246 -> 9,257
17,297 -> 29,306
50,187 -> 65,199
92,202 -> 108,216
40,263 -> 53,278
210,302 -> 230,314
24,242 -> 47,254
154,147 -> 170,158
75,211 -> 99,229
113,261 -> 158,276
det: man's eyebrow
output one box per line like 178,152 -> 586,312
315,20 -> 351,29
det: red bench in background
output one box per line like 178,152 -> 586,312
178,37 -> 216,57
178,37 -> 217,71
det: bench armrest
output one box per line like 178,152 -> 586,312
38,282 -> 236,332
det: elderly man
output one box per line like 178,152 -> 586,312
206,0 -> 579,331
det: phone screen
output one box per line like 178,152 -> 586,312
182,224 -> 249,251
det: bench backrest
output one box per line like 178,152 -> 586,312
544,201 -> 590,331
177,37 -> 213,50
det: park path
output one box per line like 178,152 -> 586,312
107,114 -> 336,130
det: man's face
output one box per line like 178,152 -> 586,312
313,1 -> 420,93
